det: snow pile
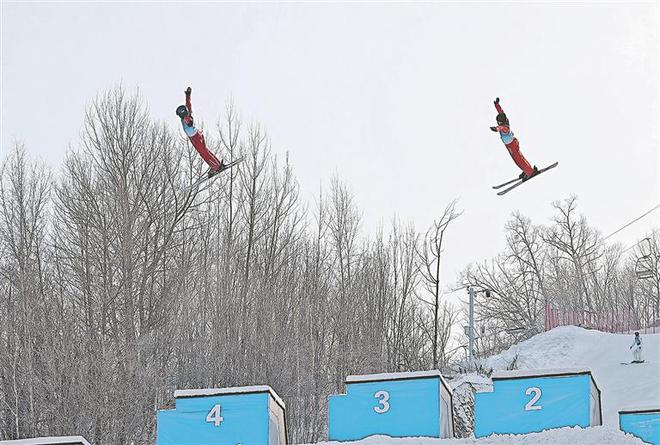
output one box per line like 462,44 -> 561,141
306,426 -> 645,445
450,374 -> 492,438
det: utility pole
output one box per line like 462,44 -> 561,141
468,286 -> 476,366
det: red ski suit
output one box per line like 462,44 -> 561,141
494,102 -> 534,177
181,93 -> 222,171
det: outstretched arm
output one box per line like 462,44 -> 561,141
185,87 -> 192,114
494,97 -> 504,114
490,125 -> 510,133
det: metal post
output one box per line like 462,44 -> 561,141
468,286 -> 475,366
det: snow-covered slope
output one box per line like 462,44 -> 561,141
307,326 -> 659,444
480,326 -> 659,426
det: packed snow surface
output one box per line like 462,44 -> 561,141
345,370 -> 452,393
489,367 -> 592,379
346,370 -> 442,383
173,384 -> 286,408
0,437 -> 91,445
306,426 -> 645,444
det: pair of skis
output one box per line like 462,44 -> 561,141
184,157 -> 244,193
620,360 -> 645,365
492,162 -> 559,196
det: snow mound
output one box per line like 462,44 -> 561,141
306,426 -> 645,444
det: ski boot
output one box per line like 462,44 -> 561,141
519,166 -> 539,181
208,165 -> 223,178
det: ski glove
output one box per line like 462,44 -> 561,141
494,97 -> 500,105
185,87 -> 192,96
490,126 -> 498,132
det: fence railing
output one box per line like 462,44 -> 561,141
544,306 -> 659,334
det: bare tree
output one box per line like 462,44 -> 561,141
630,232 -> 660,324
543,196 -> 603,311
0,144 -> 51,439
0,87 -> 471,443
418,200 -> 461,369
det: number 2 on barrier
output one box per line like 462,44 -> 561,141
374,390 -> 390,414
524,387 -> 542,411
206,404 -> 224,426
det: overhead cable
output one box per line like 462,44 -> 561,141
603,204 -> 660,241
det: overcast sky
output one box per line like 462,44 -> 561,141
2,2 -> 659,301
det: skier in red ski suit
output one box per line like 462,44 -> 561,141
490,97 -> 537,180
176,87 -> 224,177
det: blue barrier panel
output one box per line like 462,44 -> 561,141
157,385 -> 287,445
475,368 -> 602,438
0,437 -> 92,445
328,370 -> 454,441
620,408 -> 660,445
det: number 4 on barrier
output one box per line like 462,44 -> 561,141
206,404 -> 224,426
525,387 -> 542,411
374,390 -> 390,414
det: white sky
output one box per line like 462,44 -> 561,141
2,2 -> 659,308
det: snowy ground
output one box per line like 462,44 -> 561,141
306,426 -> 646,444
307,326 -> 659,444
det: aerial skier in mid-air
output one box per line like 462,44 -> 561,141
176,87 -> 235,179
490,97 -> 557,195
490,97 -> 538,180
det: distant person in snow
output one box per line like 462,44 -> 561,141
630,332 -> 643,363
176,87 -> 224,177
490,97 -> 538,180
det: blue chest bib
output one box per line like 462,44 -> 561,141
181,120 -> 197,137
500,129 -> 515,145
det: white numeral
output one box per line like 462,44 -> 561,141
206,404 -> 224,426
374,390 -> 390,414
525,387 -> 542,411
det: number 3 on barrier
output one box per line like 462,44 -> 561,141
374,390 -> 390,414
524,387 -> 542,411
206,404 -> 224,426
